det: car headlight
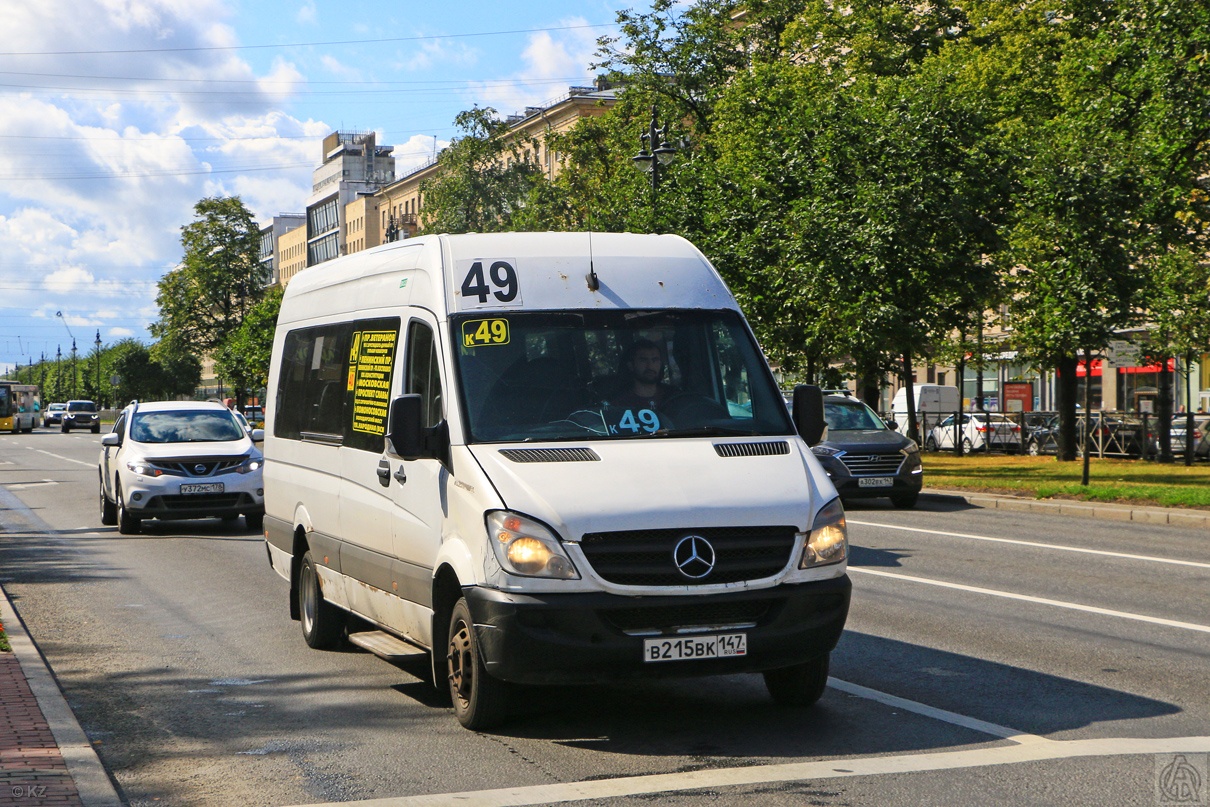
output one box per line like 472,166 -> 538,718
236,456 -> 265,474
811,445 -> 845,458
800,497 -> 848,569
901,442 -> 919,455
125,459 -> 162,477
486,511 -> 579,579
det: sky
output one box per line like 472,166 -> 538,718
0,0 -> 648,376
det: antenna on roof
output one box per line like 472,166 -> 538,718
586,231 -> 600,291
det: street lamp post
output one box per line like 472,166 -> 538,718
94,331 -> 102,408
631,104 -> 678,232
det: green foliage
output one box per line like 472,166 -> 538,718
418,108 -> 545,234
151,196 -> 266,359
213,286 -> 282,401
108,339 -> 200,403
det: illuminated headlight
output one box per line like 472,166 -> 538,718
126,459 -> 162,477
236,457 -> 264,474
811,445 -> 845,458
486,511 -> 579,579
800,497 -> 848,569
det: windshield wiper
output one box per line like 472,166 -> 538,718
654,425 -> 765,438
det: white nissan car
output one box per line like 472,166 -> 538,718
98,400 -> 265,534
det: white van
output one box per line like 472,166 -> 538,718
263,232 -> 851,729
891,384 -> 960,422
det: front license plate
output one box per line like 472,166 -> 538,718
181,483 -> 224,495
644,633 -> 747,663
858,477 -> 894,488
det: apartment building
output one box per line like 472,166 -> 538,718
258,214 -> 305,287
304,131 -> 397,267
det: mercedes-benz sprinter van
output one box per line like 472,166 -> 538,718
263,232 -> 850,729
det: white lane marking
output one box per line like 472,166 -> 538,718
3,479 -> 58,490
848,519 -> 1210,570
849,567 -> 1210,635
30,448 -> 94,468
284,736 -> 1210,807
826,677 -> 1048,745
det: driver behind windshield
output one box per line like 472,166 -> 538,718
608,339 -> 674,411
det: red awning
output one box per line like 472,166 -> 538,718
1118,358 -> 1176,375
1075,359 -> 1102,378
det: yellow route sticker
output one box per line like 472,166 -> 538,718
462,318 -> 510,348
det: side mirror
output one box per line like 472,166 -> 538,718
100,433 -> 120,448
886,420 -> 899,432
792,384 -> 826,446
250,428 -> 265,443
387,394 -> 425,460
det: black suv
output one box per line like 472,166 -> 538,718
61,400 -> 100,433
809,393 -> 923,508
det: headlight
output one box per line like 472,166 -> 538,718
800,497 -> 848,569
486,511 -> 579,579
125,459 -> 162,477
811,445 -> 845,458
901,442 -> 919,455
236,456 -> 264,474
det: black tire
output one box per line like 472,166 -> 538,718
245,512 -> 264,532
298,551 -> 344,649
925,436 -> 937,451
764,652 -> 830,707
116,481 -> 141,535
447,597 -> 510,730
890,492 -> 918,509
99,474 -> 117,526
962,437 -> 974,453
91,424 -> 100,434
61,424 -> 69,433
1027,440 -> 1041,456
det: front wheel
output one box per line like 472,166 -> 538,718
116,481 -> 140,535
1027,440 -> 1041,456
962,437 -> 974,453
764,652 -> 830,707
99,475 -> 117,526
925,436 -> 937,451
447,597 -> 511,730
299,551 -> 344,649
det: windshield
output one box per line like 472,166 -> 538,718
131,410 -> 246,443
824,399 -> 886,431
452,309 -> 793,442
67,401 -> 97,412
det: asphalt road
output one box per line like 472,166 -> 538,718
1,429 -> 1207,807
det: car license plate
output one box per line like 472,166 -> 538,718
644,633 -> 747,663
181,483 -> 224,495
858,477 -> 894,488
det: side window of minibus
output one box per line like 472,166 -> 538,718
406,320 -> 443,428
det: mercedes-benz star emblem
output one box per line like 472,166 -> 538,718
673,535 -> 716,580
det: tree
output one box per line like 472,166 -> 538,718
151,196 -> 266,359
108,339 -> 200,404
418,108 -> 544,234
213,286 -> 283,405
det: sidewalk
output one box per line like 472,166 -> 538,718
0,586 -> 121,807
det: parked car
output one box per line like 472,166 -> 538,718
242,405 -> 264,427
98,400 -> 265,535
1171,415 -> 1210,458
926,412 -> 1022,453
1026,413 -> 1152,457
61,399 -> 100,433
810,393 -> 923,508
42,402 -> 67,428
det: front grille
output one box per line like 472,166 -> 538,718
839,453 -> 903,476
714,441 -> 790,458
151,493 -> 247,511
602,600 -> 771,634
151,457 -> 247,477
579,526 -> 799,586
499,447 -> 600,463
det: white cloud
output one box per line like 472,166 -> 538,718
296,1 -> 317,25
399,38 -> 479,73
464,19 -> 598,118
320,54 -> 362,81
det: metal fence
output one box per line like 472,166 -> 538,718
884,409 -> 1195,460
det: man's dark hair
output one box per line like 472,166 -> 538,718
622,338 -> 662,366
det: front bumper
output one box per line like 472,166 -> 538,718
123,474 -> 264,521
62,416 -> 99,429
464,575 -> 851,685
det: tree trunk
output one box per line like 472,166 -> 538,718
1055,353 -> 1079,462
901,352 -> 918,444
1157,355 -> 1174,463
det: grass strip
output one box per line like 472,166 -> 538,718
921,453 -> 1210,510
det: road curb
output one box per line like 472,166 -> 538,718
0,585 -> 123,807
921,489 -> 1210,529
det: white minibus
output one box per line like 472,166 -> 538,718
263,232 -> 850,728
